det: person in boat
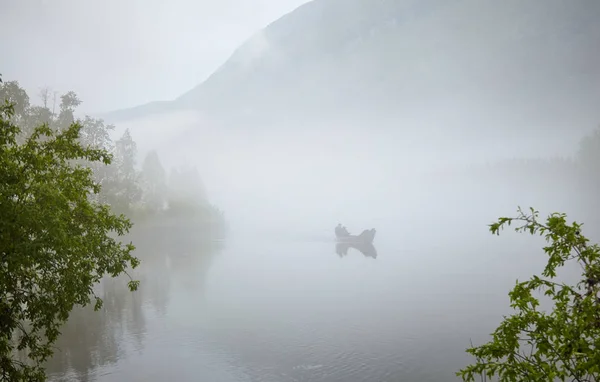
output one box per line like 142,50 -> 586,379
335,223 -> 350,237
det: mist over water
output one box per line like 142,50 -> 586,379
112,109 -> 586,240
45,110 -> 597,381
4,0 -> 599,380
45,180 -> 591,382
69,66 -> 600,238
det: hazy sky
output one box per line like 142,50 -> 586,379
0,0 -> 309,113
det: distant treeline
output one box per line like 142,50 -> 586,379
469,132 -> 598,194
0,78 -> 226,231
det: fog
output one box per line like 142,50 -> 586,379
0,0 -> 310,112
110,107 -> 588,238
4,0 -> 600,381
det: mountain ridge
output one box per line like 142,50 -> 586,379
102,0 -> 600,137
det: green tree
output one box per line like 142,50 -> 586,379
458,207 -> 600,382
103,129 -> 141,213
23,106 -> 53,138
140,150 -> 167,212
0,81 -> 51,142
168,165 -> 207,204
77,116 -> 117,205
0,80 -> 29,117
577,127 -> 600,182
0,79 -> 30,125
0,101 -> 140,381
55,91 -> 81,131
79,115 -> 114,151
574,127 -> 600,214
25,88 -> 54,133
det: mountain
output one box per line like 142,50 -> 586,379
104,0 -> 600,137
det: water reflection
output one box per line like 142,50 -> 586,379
41,223 -> 532,382
45,273 -> 146,382
45,221 -> 224,381
335,242 -> 378,259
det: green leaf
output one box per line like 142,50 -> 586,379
0,92 -> 141,380
458,207 -> 600,382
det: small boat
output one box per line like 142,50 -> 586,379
334,225 -> 376,245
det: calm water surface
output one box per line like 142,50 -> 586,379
46,222 -> 547,382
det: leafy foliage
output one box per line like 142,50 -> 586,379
0,74 -> 226,380
101,129 -> 142,214
140,150 -> 167,212
0,101 -> 140,380
458,207 -> 600,382
3,78 -> 226,225
0,80 -> 29,121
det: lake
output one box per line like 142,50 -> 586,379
45,219 -> 553,382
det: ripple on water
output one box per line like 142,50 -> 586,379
48,235 -> 509,382
182,313 -> 425,382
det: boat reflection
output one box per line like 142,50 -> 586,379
335,241 -> 378,259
